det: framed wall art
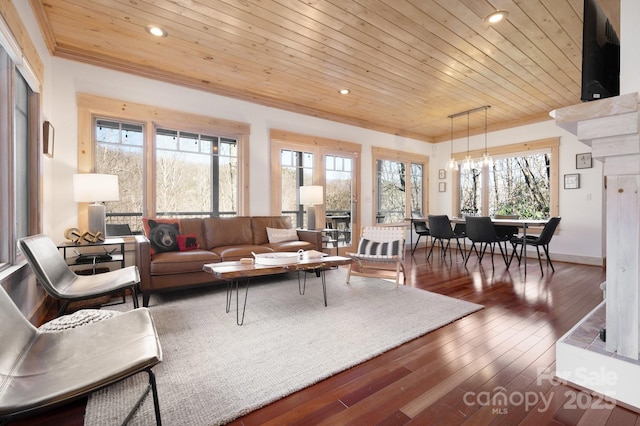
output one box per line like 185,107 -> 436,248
43,121 -> 54,158
438,169 -> 446,179
439,182 -> 446,192
576,152 -> 592,169
564,173 -> 580,189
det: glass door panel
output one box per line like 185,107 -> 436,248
376,159 -> 406,223
280,149 -> 313,228
325,153 -> 357,254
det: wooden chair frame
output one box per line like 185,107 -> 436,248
346,226 -> 407,287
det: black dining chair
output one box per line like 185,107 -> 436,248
426,215 -> 465,260
493,214 -> 520,242
464,216 -> 509,269
411,214 -> 430,255
509,217 -> 562,275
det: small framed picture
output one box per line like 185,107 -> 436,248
576,152 -> 592,169
43,121 -> 54,158
439,182 -> 446,192
438,169 -> 446,179
564,173 -> 580,189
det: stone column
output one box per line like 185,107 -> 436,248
555,92 -> 640,360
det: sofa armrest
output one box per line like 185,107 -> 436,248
134,235 -> 152,303
296,229 -> 323,250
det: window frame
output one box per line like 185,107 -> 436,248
451,137 -> 559,218
372,146 -> 429,223
77,94 -> 250,230
0,45 -> 41,273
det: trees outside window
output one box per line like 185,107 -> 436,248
325,155 -> 353,216
280,149 -> 313,227
373,147 -> 428,224
377,159 -> 406,223
155,129 -> 237,217
92,111 -> 242,233
270,130 -> 360,252
80,95 -> 250,231
454,139 -> 558,219
460,154 -> 550,218
95,120 -> 143,231
489,154 -> 550,218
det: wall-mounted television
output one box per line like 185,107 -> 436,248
581,0 -> 620,101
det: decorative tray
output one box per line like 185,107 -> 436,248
252,252 -> 300,266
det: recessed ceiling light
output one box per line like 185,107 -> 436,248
339,89 -> 350,95
145,25 -> 168,37
484,10 -> 508,24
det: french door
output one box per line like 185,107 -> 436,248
270,131 -> 361,255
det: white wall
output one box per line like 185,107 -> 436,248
621,0 -> 640,95
15,2 -> 605,265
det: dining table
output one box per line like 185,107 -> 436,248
450,216 -> 550,275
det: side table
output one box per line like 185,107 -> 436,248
56,238 -> 128,308
57,238 -> 126,274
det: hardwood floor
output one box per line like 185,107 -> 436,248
14,246 -> 638,425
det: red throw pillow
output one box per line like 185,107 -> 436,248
177,234 -> 199,251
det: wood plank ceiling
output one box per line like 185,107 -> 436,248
29,0 -> 620,143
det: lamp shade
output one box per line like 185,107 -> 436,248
73,174 -> 119,203
299,185 -> 323,205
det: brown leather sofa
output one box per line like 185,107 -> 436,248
135,216 -> 322,306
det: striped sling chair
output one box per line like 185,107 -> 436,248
346,226 -> 406,287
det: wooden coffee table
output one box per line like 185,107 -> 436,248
203,256 -> 352,325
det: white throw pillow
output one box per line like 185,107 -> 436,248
266,227 -> 299,243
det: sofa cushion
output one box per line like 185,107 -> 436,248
142,218 -> 181,254
252,216 -> 293,245
149,250 -> 220,275
266,227 -> 298,243
203,217 -> 253,249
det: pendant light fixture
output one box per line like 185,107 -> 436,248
448,105 -> 492,172
482,106 -> 492,166
446,116 -> 458,170
463,113 -> 472,170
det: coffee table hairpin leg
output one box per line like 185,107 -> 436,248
296,264 -> 328,307
226,279 -> 250,326
225,264 -> 329,326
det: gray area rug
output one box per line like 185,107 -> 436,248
84,269 -> 483,425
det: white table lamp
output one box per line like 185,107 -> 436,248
73,174 -> 119,237
299,185 -> 323,230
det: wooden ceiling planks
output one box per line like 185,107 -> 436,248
30,0 -> 620,142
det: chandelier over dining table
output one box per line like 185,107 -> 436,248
446,105 -> 492,170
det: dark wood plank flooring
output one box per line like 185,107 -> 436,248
13,246 -> 638,425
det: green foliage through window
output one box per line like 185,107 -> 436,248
459,152 -> 551,219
